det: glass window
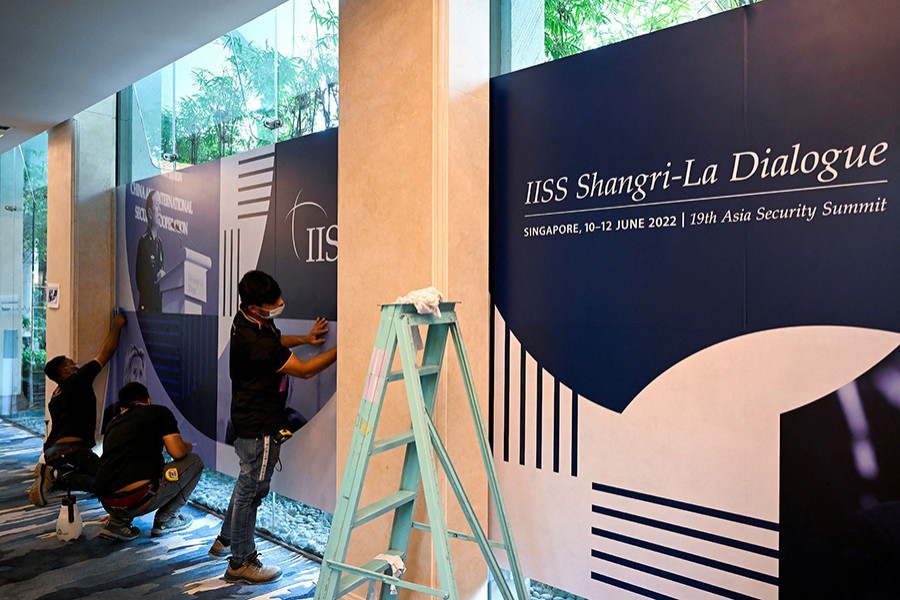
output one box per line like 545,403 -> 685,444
494,0 -> 763,75
119,0 -> 338,181
0,133 -> 48,418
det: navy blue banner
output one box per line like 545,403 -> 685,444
258,127 -> 338,320
490,0 -> 900,414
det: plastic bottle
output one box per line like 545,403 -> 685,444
56,495 -> 82,541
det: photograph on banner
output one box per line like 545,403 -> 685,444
124,162 -> 220,316
108,161 -> 223,468
489,0 -> 899,597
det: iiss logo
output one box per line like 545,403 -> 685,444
286,190 -> 338,263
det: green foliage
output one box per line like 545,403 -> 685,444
545,0 -> 609,60
22,151 -> 48,273
21,342 -> 46,377
20,147 -> 48,381
163,0 -> 339,167
545,0 -> 758,60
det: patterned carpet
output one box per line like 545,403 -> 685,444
0,420 -> 320,599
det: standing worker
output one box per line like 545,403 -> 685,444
29,311 -> 127,506
208,270 -> 336,584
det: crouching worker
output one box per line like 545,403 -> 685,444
94,382 -> 203,541
30,311 -> 126,506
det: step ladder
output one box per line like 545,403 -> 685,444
314,302 -> 527,600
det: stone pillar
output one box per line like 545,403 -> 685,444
338,0 -> 491,597
46,96 -> 117,436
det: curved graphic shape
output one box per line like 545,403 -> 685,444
285,194 -> 329,263
490,0 -> 900,413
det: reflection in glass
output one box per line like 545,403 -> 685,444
0,133 -> 48,419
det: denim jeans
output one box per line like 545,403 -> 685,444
105,452 -> 204,527
219,436 -> 280,564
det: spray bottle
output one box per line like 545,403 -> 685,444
56,495 -> 82,541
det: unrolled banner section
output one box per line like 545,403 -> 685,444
489,0 -> 900,597
109,129 -> 338,511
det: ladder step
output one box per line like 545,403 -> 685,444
386,364 -> 441,382
371,429 -> 415,455
333,552 -> 445,598
335,556 -> 391,597
412,521 -> 508,549
354,490 -> 418,528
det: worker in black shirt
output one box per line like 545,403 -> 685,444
208,270 -> 336,584
95,382 -> 203,541
29,311 -> 126,507
136,190 -> 165,312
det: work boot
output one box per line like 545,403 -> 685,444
98,519 -> 140,542
208,535 -> 231,559
28,463 -> 55,507
151,513 -> 193,537
224,551 -> 282,585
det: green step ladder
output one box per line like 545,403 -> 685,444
314,302 -> 527,600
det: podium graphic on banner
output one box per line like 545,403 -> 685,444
160,248 -> 212,314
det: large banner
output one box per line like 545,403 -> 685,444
490,0 -> 900,597
109,128 -> 338,510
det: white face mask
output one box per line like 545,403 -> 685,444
254,304 -> 284,319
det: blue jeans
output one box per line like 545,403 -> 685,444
219,436 -> 280,564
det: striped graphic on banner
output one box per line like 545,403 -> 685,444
220,147 -> 275,320
491,305 -> 579,477
589,483 -> 779,599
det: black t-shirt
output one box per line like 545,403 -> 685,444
45,359 -> 102,448
94,404 -> 179,496
230,311 -> 292,438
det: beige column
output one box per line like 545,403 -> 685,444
46,97 -> 117,435
338,0 -> 491,597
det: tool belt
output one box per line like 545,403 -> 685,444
99,480 -> 158,511
44,441 -> 93,464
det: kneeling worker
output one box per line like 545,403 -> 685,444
94,382 -> 203,541
30,310 -> 126,506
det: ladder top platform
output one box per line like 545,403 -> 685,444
378,301 -> 459,310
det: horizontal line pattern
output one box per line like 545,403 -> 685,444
237,196 -> 270,206
593,483 -> 779,531
237,151 -> 275,165
591,483 -> 778,599
233,154 -> 273,219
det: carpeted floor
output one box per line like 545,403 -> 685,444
0,420 -> 320,599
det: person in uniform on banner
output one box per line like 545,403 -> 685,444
136,190 -> 165,312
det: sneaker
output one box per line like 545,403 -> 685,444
28,463 -> 55,507
224,552 -> 282,585
208,536 -> 231,559
99,520 -> 140,542
151,513 -> 193,537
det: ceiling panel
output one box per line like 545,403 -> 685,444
0,0 -> 285,154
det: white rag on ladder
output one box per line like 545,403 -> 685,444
396,287 -> 443,317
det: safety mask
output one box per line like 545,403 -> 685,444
254,304 -> 284,319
